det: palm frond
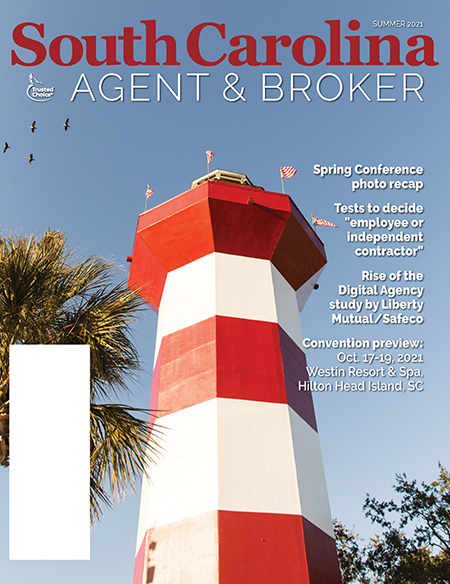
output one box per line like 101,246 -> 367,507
54,285 -> 144,399
90,403 -> 165,523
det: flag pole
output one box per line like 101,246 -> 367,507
311,214 -> 317,233
279,166 -> 297,192
145,185 -> 149,212
206,151 -> 214,176
144,185 -> 154,212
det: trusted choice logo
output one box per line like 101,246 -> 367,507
27,73 -> 55,102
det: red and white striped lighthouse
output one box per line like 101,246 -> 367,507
128,170 -> 342,584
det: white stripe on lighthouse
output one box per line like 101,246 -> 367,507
136,398 -> 334,548
154,253 -> 303,362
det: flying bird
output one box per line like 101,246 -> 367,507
2,142 -> 10,153
62,118 -> 70,131
28,121 -> 37,133
26,154 -> 35,164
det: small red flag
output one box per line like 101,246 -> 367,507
206,150 -> 214,164
280,166 -> 297,178
312,215 -> 340,228
146,185 -> 154,198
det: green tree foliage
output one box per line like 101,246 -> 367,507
335,464 -> 450,583
333,520 -> 370,584
0,231 -> 162,522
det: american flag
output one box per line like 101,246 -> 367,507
206,150 -> 214,164
280,166 -> 297,178
312,215 -> 340,228
146,185 -> 154,198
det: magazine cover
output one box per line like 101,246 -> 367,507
1,0 -> 448,582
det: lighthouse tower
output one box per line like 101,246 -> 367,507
128,170 -> 342,584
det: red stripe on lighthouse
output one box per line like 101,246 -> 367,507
154,315 -> 317,429
218,511 -> 341,584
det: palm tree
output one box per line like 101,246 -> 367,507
0,230 -> 161,522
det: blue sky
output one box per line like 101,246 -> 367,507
1,0 -> 449,581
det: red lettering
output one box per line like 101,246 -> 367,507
365,35 -> 404,65
292,35 -> 326,66
81,36 -> 120,66
261,35 -> 291,65
406,36 -> 439,66
228,35 -> 261,66
325,20 -> 344,65
187,22 -> 226,66
11,22 -> 46,66
49,35 -> 83,66
118,28 -> 142,66
10,19 -> 441,69
345,20 -> 364,65
141,20 -> 180,65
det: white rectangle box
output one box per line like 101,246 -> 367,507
9,345 -> 90,560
